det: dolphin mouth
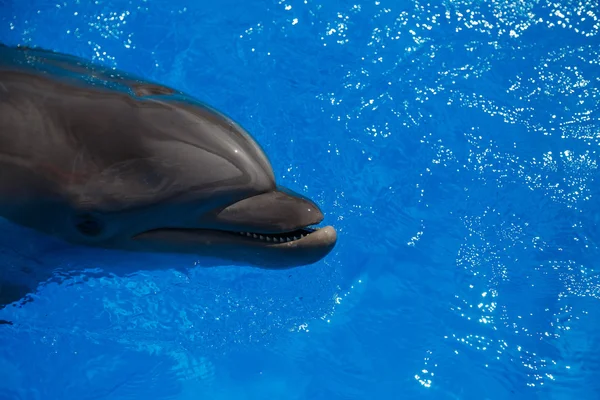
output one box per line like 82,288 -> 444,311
236,225 -> 317,243
133,224 -> 337,248
130,224 -> 337,268
229,224 -> 336,246
129,188 -> 338,265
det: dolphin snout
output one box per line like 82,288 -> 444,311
212,189 -> 324,233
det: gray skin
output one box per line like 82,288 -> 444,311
0,43 -> 337,278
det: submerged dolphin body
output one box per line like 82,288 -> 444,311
0,43 -> 337,309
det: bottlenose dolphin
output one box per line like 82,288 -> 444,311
0,43 -> 337,283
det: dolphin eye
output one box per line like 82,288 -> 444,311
74,213 -> 104,237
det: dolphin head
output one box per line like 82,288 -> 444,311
0,45 -> 337,269
79,97 -> 338,268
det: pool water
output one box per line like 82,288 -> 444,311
1,0 -> 599,398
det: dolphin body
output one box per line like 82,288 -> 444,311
0,42 -> 337,302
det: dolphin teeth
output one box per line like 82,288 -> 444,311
237,231 -> 309,242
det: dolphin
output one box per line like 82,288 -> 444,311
0,43 -> 337,282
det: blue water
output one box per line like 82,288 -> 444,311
1,0 -> 599,398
